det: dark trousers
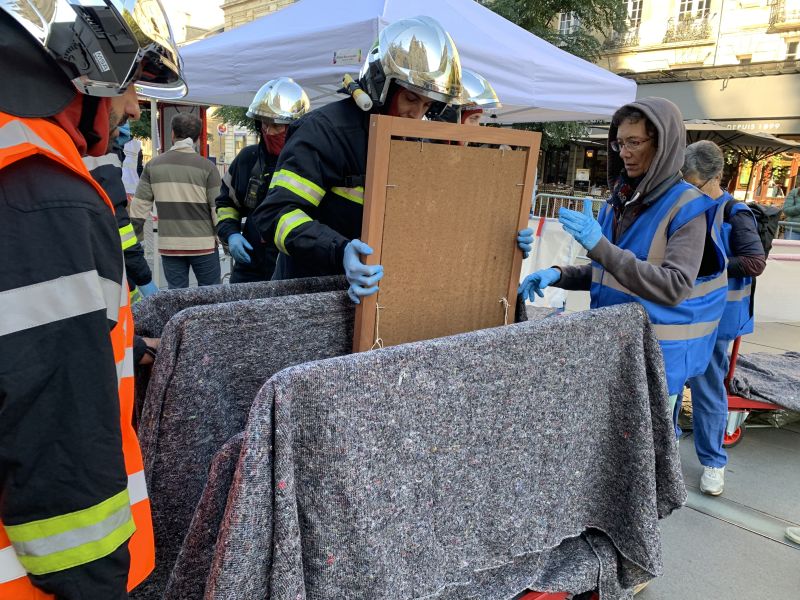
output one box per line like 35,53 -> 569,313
230,259 -> 273,284
161,252 -> 221,289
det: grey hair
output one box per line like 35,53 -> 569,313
683,140 -> 724,181
172,113 -> 202,142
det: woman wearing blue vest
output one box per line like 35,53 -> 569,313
520,97 -> 727,434
683,140 -> 766,496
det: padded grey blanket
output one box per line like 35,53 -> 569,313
208,303 -> 684,599
131,291 -> 353,600
132,275 -> 346,337
729,351 -> 800,411
131,276 -> 346,419
164,433 -> 243,600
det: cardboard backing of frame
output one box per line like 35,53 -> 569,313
356,138 -> 531,351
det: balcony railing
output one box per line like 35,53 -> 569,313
604,26 -> 640,49
769,0 -> 800,30
663,14 -> 712,43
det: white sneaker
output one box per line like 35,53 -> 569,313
786,527 -> 800,544
700,466 -> 725,496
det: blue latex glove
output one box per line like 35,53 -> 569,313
517,228 -> 533,259
139,281 -> 159,297
228,233 -> 253,264
558,198 -> 603,251
343,239 -> 383,304
116,122 -> 132,147
518,268 -> 561,302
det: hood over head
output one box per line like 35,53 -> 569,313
608,97 -> 686,202
50,94 -> 112,158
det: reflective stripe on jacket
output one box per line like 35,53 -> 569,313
716,192 -> 755,340
590,181 -> 728,395
0,112 -> 154,596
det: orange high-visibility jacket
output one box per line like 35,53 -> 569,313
0,111 -> 154,599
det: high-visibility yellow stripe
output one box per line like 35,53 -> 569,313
331,186 -> 364,205
16,517 -> 135,575
274,209 -> 312,255
269,169 -> 324,207
119,223 -> 137,250
217,206 -> 240,222
5,490 -> 130,543
6,488 -> 137,574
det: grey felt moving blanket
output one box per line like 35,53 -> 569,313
165,433 -> 244,600
131,276 -> 347,422
131,291 -> 354,600
208,303 -> 685,599
729,351 -> 800,411
132,275 -> 346,337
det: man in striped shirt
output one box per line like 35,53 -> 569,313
130,113 -> 222,289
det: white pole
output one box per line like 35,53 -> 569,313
149,98 -> 164,289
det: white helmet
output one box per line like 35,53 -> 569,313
246,77 -> 310,124
359,15 -> 463,108
1,0 -> 186,99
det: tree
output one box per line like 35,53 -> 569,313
487,0 -> 627,63
129,108 -> 151,140
214,105 -> 257,133
486,0 -> 627,151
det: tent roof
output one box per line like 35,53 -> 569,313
179,0 -> 636,123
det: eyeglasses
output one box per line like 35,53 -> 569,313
610,137 -> 652,153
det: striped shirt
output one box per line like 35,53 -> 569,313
130,138 -> 221,255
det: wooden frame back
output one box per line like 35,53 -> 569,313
353,115 -> 541,352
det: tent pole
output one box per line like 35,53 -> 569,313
150,98 -> 159,157
149,98 -> 162,288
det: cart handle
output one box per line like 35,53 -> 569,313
724,336 -> 742,389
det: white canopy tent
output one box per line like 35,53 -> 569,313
179,0 -> 636,123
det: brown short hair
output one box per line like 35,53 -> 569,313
172,113 -> 202,142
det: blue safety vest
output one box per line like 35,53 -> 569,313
590,181 -> 728,395
715,192 -> 756,341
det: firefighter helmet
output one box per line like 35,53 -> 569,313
246,77 -> 310,123
460,68 -> 501,111
1,0 -> 186,99
359,15 -> 463,107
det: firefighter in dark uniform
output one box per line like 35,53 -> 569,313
252,16 -> 534,303
215,78 -> 310,283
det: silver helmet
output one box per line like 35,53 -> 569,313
460,68 -> 501,111
246,77 -> 310,124
359,15 -> 463,107
1,0 -> 186,99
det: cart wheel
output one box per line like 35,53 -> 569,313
723,424 -> 745,448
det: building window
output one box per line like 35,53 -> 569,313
788,41 -> 799,60
559,11 -> 579,35
680,0 -> 711,19
627,0 -> 643,27
739,56 -> 752,65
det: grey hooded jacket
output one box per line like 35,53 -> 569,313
556,97 -> 708,306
